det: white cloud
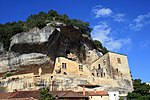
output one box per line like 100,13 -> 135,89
92,22 -> 131,51
130,12 -> 150,31
92,5 -> 126,22
113,13 -> 126,22
92,6 -> 113,18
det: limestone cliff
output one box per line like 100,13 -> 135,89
0,22 -> 102,74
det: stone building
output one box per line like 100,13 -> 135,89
53,57 -> 91,76
91,52 -> 132,81
0,52 -> 133,96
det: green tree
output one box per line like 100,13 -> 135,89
47,10 -> 59,21
40,87 -> 53,100
0,9 -> 99,51
26,12 -> 47,29
94,40 -> 108,54
127,79 -> 150,100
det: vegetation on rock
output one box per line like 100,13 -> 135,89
0,9 -> 108,54
94,40 -> 108,54
127,79 -> 150,100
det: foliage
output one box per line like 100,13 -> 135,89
40,87 -> 53,100
94,40 -> 108,54
127,79 -> 150,100
4,72 -> 12,77
0,9 -> 93,51
0,10 -> 107,52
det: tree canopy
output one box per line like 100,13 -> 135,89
0,10 -> 93,51
40,87 -> 53,100
0,10 -> 109,53
94,40 -> 108,54
127,79 -> 150,100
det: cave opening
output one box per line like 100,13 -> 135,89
66,50 -> 70,55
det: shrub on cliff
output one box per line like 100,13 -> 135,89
94,40 -> 108,54
0,9 -> 105,51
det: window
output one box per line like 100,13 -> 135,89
97,73 -> 99,77
98,64 -> 101,69
63,72 -> 67,75
103,59 -> 106,65
101,73 -> 103,77
92,73 -> 94,76
62,63 -> 66,69
116,68 -> 118,73
117,58 -> 121,64
103,73 -> 105,77
51,76 -> 53,79
79,64 -> 83,71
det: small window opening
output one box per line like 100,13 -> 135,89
103,73 -> 105,77
116,68 -> 118,73
62,63 -> 66,69
98,64 -> 101,69
79,65 -> 83,71
117,58 -> 121,64
63,72 -> 67,75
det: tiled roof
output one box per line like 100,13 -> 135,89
50,90 -> 89,98
78,91 -> 108,96
0,91 -> 40,99
1,97 -> 37,100
0,90 -> 89,99
86,91 -> 108,96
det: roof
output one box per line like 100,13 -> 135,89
108,51 -> 127,56
78,91 -> 108,96
87,91 -> 108,96
1,97 -> 36,100
50,90 -> 89,98
0,90 -> 88,99
0,90 -> 41,99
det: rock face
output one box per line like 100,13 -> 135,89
0,23 -> 101,74
0,42 -> 4,54
0,22 -> 133,95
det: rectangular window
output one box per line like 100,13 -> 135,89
79,64 -> 83,71
62,63 -> 66,69
117,58 -> 121,64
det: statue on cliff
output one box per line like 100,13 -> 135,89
38,67 -> 42,75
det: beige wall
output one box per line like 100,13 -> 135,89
91,53 -> 111,79
91,52 -> 132,80
53,57 -> 91,76
108,52 -> 132,80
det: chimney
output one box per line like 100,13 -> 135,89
83,86 -> 85,96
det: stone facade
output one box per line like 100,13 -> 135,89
91,52 -> 133,94
0,52 -> 133,96
53,57 -> 91,76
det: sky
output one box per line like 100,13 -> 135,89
0,0 -> 150,82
